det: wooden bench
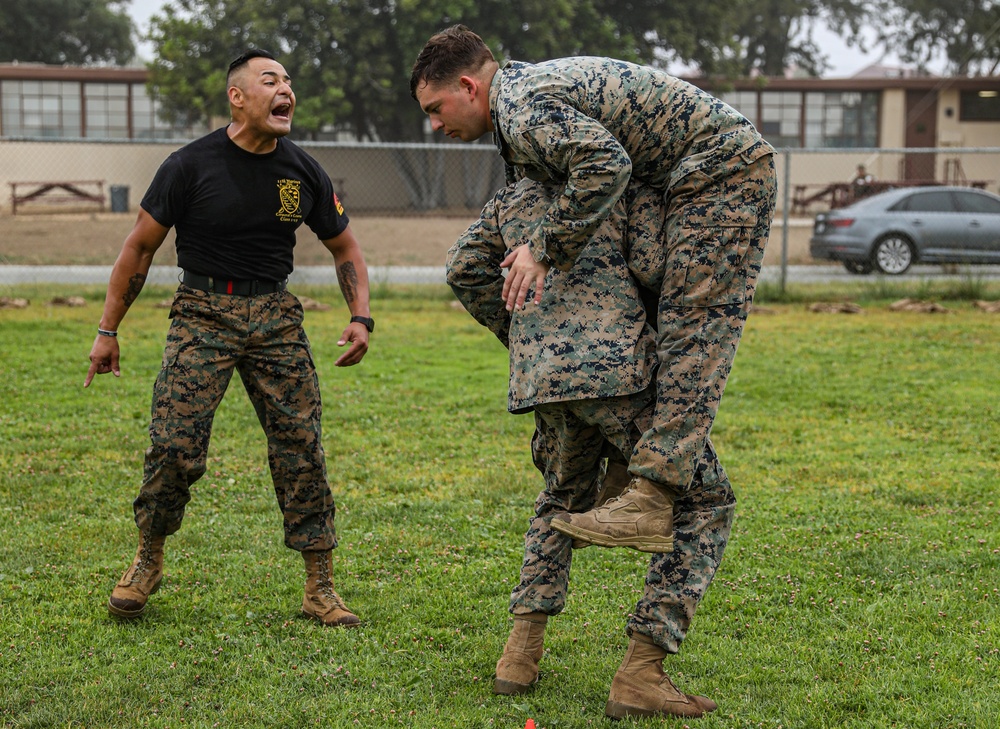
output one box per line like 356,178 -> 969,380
10,180 -> 106,215
792,183 -> 852,214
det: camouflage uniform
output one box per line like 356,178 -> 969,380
449,179 -> 657,414
136,286 -> 337,552
448,178 -> 735,651
489,58 -> 777,497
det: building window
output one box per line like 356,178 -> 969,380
714,88 -> 880,148
1,79 -> 82,138
759,91 -> 802,147
719,90 -> 759,127
84,82 -> 130,139
132,84 -> 173,139
131,84 -> 206,139
805,91 -> 878,148
960,90 -> 1000,121
2,77 -> 206,139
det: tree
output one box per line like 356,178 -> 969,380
145,0 -> 306,129
146,0 -> 735,141
146,0 -> 478,140
0,0 -> 135,64
860,0 -> 1000,76
595,0 -> 742,73
671,0 -> 874,78
148,0 -> 958,143
474,0 -> 642,63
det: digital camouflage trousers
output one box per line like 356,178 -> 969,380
511,389 -> 735,652
631,151 -> 777,495
132,285 -> 337,552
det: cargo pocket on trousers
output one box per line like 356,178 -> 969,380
667,210 -> 757,308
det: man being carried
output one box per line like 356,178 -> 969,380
448,178 -> 734,719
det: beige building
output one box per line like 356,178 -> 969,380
2,62 -> 1000,219
702,71 -> 1000,208
0,64 -> 206,140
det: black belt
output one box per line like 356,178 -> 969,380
182,271 -> 287,296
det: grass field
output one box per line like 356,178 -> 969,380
1,283 -> 998,728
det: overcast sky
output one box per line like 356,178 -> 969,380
125,0 -> 917,78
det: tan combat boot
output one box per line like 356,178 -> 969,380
551,476 -> 674,553
108,532 -> 166,618
494,612 -> 548,695
605,634 -> 717,719
301,550 -> 360,627
568,460 -> 633,550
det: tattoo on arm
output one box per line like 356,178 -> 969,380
338,262 -> 358,305
122,273 -> 146,308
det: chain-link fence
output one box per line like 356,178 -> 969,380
0,138 -> 508,216
2,139 -> 1000,288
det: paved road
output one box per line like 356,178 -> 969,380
2,263 -> 999,286
758,264 -> 1000,284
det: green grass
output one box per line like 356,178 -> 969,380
1,284 -> 998,728
754,273 -> 1000,304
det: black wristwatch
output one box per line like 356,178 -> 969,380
350,315 -> 375,332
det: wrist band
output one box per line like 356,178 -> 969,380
97,328 -> 118,338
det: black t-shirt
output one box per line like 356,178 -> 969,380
141,127 -> 349,281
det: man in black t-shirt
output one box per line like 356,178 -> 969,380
85,50 -> 373,628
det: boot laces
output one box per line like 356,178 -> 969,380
600,479 -> 641,508
129,539 -> 155,584
316,557 -> 346,609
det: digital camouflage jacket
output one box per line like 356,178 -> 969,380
447,178 -> 664,414
488,57 -> 773,270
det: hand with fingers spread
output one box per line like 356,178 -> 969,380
501,245 -> 550,311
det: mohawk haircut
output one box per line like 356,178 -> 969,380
227,49 -> 277,86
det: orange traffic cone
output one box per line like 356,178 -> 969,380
524,720 -> 535,729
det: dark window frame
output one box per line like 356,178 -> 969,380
959,90 -> 1000,122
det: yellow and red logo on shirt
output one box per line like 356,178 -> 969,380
333,192 -> 344,216
276,179 -> 303,223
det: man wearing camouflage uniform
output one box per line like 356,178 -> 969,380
448,178 -> 733,719
412,25 -> 776,718
85,50 -> 373,627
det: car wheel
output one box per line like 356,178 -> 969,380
872,234 -> 914,275
843,260 -> 874,275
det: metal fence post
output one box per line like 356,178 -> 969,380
780,147 -> 792,295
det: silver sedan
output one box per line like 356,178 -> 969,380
809,186 -> 1000,275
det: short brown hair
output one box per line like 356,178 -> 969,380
409,25 -> 495,99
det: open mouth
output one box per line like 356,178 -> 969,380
272,103 -> 292,120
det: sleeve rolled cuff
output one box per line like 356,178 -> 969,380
528,231 -> 555,266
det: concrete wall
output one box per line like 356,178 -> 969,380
765,218 -> 812,265
2,140 -> 998,222
2,140 -> 176,214
0,138 -> 508,216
